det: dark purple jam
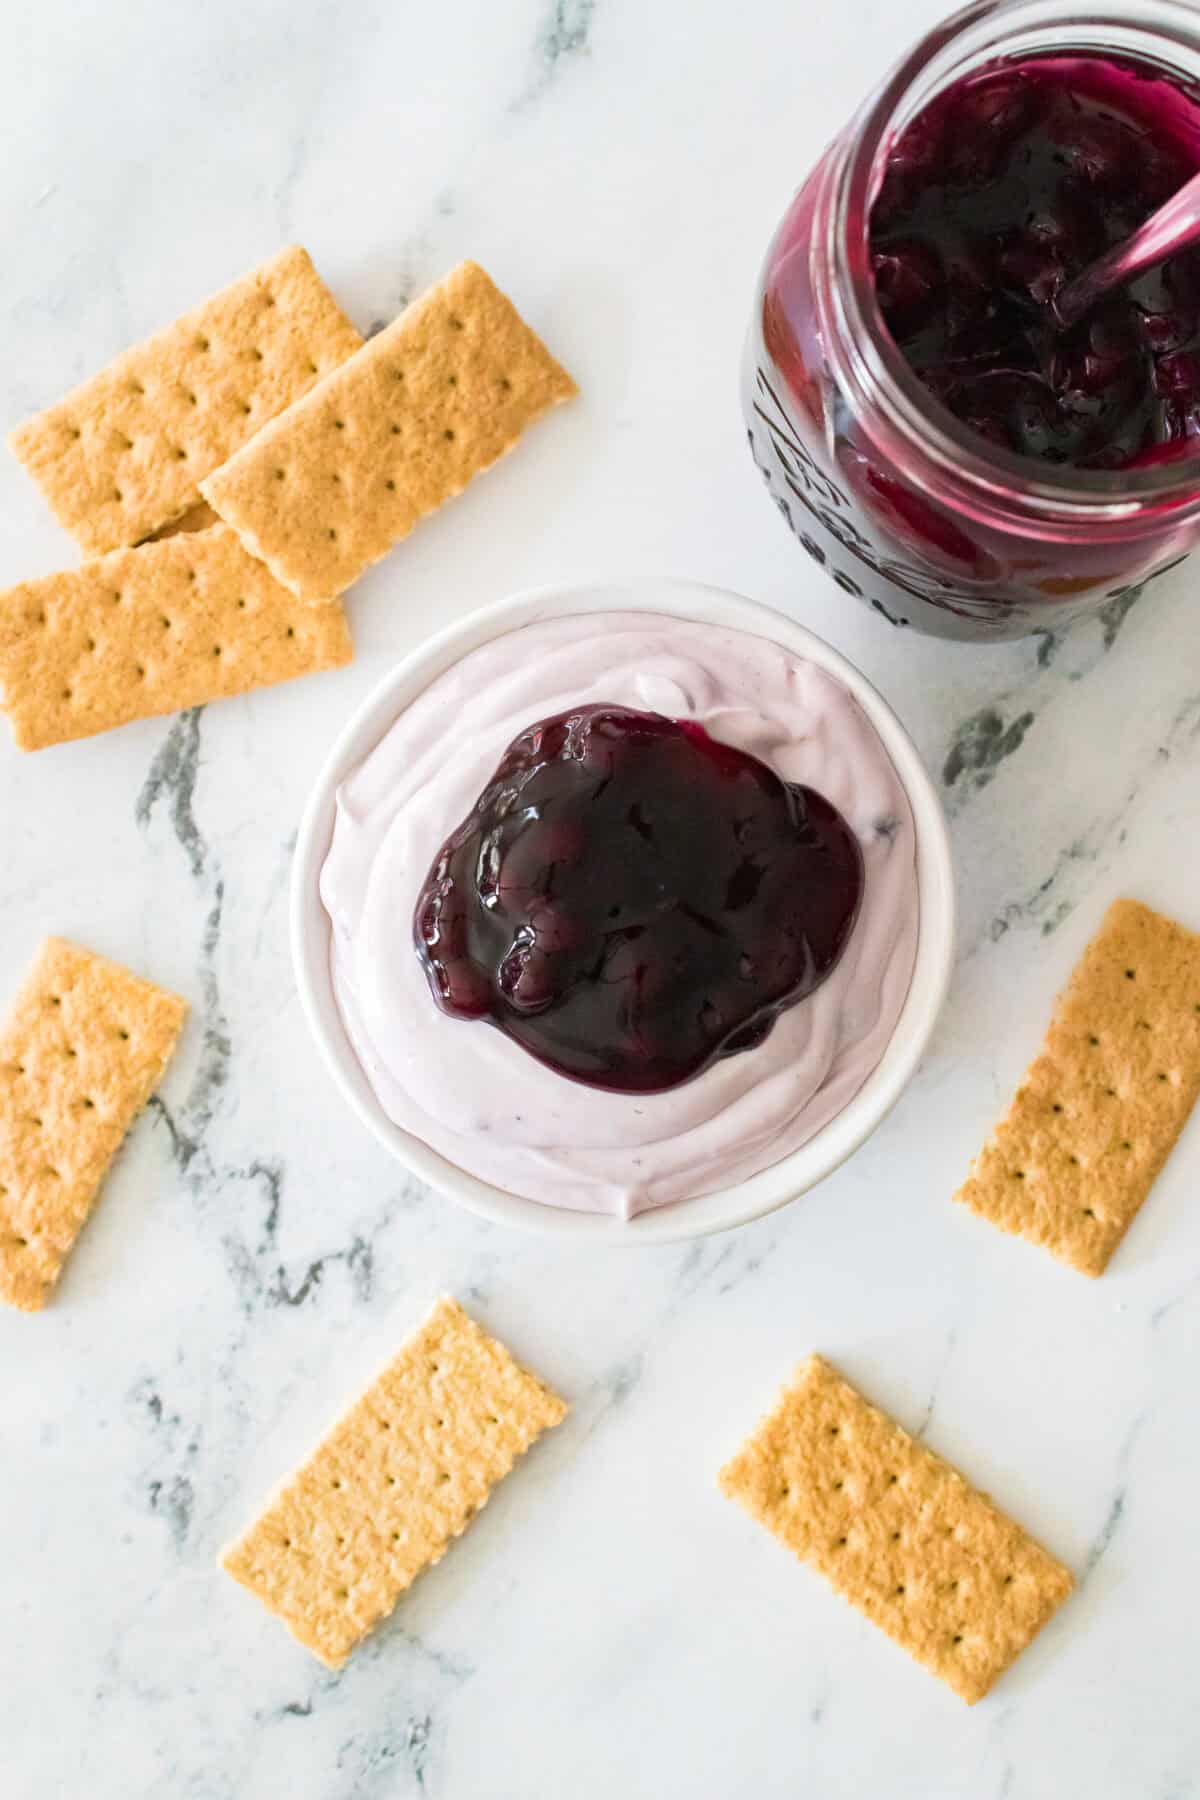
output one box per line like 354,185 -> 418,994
870,54 -> 1200,467
413,706 -> 864,1094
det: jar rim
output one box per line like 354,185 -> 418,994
829,0 -> 1200,523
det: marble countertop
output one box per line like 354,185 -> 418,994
4,1 -> 1200,1795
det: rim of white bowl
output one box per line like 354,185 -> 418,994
291,577 -> 956,1246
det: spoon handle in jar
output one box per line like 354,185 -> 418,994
1054,167 -> 1200,327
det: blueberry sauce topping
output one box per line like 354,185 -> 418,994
414,705 -> 864,1093
870,55 -> 1200,467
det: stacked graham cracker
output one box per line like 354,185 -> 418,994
1,248 -> 576,749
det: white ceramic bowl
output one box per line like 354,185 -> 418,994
292,577 -> 955,1245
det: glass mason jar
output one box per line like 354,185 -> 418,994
743,0 -> 1200,641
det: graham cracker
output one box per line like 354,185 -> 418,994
201,260 -> 577,603
719,1356 -> 1072,1704
220,1296 -> 567,1667
0,524 -> 352,750
0,939 -> 187,1312
956,898 -> 1200,1276
9,246 -> 362,554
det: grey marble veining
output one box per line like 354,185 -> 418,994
3,1 -> 1200,1795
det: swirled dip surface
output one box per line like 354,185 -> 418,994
320,613 -> 919,1216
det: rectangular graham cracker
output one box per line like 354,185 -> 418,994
201,260 -> 577,602
221,1296 -> 566,1666
719,1356 -> 1072,1704
0,524 -> 352,750
0,939 -> 187,1311
956,898 -> 1200,1276
8,246 -> 363,554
